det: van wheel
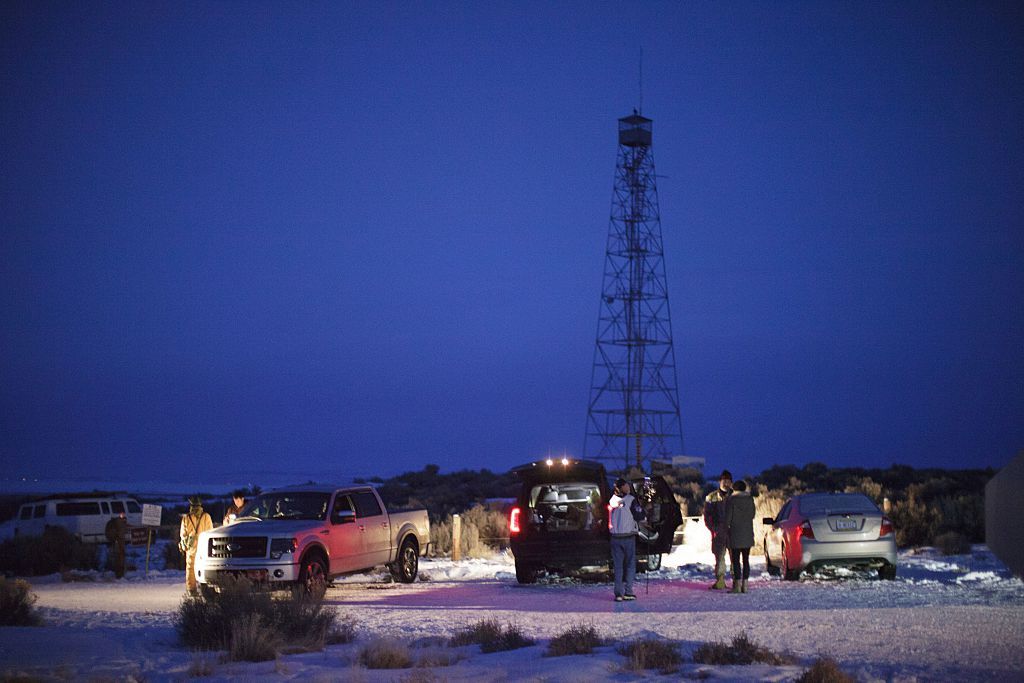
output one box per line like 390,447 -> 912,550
514,559 -> 538,584
394,538 -> 418,583
878,564 -> 897,581
199,584 -> 217,600
297,554 -> 328,599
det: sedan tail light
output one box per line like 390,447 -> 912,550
509,507 -> 521,535
879,516 -> 894,538
799,520 -> 815,540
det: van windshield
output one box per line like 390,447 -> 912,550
240,493 -> 330,521
527,482 -> 603,532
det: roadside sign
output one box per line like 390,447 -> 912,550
141,504 -> 162,527
130,527 -> 149,545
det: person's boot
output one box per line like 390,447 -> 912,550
729,578 -> 741,593
709,576 -> 726,590
741,579 -> 748,593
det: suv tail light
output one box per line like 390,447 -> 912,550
509,507 -> 521,535
879,516 -> 893,538
799,520 -> 815,540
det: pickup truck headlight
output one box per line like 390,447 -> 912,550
269,538 -> 298,559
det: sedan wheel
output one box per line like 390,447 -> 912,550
782,545 -> 800,581
764,542 -> 781,577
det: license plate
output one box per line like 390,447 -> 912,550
835,519 -> 858,530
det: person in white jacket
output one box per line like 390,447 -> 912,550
609,478 -> 640,601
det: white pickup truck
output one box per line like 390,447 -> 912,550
193,484 -> 430,598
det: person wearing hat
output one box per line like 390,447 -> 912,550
608,478 -> 644,601
703,469 -> 734,590
179,496 -> 213,596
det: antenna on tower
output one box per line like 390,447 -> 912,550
638,46 -> 644,114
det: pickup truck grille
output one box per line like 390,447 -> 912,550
208,536 -> 268,559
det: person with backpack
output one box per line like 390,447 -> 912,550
609,478 -> 646,602
179,496 -> 213,596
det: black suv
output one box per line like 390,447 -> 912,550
507,458 -> 682,584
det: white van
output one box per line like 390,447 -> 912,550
15,495 -> 144,543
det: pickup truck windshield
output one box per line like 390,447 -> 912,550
240,492 -> 330,521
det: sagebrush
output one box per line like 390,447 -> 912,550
0,577 -> 43,626
692,632 -> 794,666
546,623 -> 603,656
0,526 -> 99,576
450,618 -> 534,653
176,578 -> 338,660
617,638 -> 682,673
797,657 -> 855,683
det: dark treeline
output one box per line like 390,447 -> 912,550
370,461 -> 994,551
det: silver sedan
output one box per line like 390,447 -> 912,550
762,492 -> 898,580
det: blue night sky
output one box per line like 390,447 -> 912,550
2,2 -> 1022,485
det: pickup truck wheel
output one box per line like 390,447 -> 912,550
395,538 -> 418,583
514,558 -> 537,584
298,555 -> 328,599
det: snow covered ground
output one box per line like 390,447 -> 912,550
1,543 -> 1022,681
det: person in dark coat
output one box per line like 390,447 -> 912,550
104,512 -> 128,578
703,469 -> 733,590
725,479 -> 756,593
223,491 -> 246,526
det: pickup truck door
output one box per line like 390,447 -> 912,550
327,494 -> 364,574
351,490 -> 392,567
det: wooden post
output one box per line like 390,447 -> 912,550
452,514 -> 462,562
145,528 -> 152,577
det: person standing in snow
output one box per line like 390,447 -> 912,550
104,511 -> 128,578
609,478 -> 645,602
725,479 -> 756,593
179,496 -> 213,596
704,469 -> 733,590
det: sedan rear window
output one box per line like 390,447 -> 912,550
799,494 -> 879,516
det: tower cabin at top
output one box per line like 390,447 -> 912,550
618,111 -> 652,147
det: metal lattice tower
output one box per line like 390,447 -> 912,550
584,112 -> 684,473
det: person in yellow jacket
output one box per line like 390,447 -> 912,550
179,496 -> 213,595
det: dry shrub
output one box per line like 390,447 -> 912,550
617,638 -> 682,673
176,577 -> 337,660
229,614 -> 280,662
546,623 -> 603,656
415,648 -> 463,667
187,654 -> 215,677
933,531 -> 971,556
359,639 -> 413,669
0,577 -> 43,626
692,632 -> 794,666
0,526 -> 99,576
449,618 -> 534,653
430,505 -> 508,559
325,618 -> 357,645
797,657 -> 855,683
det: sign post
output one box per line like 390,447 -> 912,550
141,504 -> 163,577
